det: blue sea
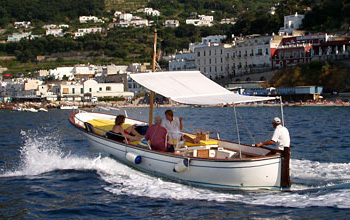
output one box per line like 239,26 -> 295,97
1,106 -> 350,219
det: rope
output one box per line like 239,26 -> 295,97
235,109 -> 256,143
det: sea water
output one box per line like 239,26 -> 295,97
0,107 -> 350,219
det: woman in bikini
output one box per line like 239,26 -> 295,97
112,115 -> 143,141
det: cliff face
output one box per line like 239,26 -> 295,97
270,61 -> 350,93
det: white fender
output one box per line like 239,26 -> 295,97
126,152 -> 142,164
173,158 -> 190,172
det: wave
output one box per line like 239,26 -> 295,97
1,129 -> 350,209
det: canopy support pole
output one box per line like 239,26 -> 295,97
279,96 -> 285,126
233,105 -> 242,158
148,29 -> 157,126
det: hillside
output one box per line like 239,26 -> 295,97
0,0 -> 105,27
105,0 -> 149,12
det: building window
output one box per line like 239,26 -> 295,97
99,87 -> 102,91
80,88 -> 83,94
89,88 -> 92,92
72,88 -> 75,94
204,51 -> 206,56
221,49 -> 223,54
209,50 -> 211,56
197,52 -> 200,57
221,57 -> 223,63
209,59 -> 211,64
106,86 -> 111,91
257,49 -> 263,55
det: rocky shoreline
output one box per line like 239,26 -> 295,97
1,100 -> 349,110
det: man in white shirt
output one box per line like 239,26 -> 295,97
256,117 -> 290,150
161,109 -> 182,140
162,109 -> 199,152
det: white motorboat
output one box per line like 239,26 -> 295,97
60,105 -> 78,110
13,107 -> 24,111
70,71 -> 291,191
23,107 -> 38,112
38,108 -> 48,112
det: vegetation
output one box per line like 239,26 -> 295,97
0,0 -> 105,27
270,61 -> 349,93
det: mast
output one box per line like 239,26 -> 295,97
148,29 -> 157,126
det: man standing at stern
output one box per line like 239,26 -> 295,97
255,117 -> 290,150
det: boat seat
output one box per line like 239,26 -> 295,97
84,122 -> 95,133
86,119 -> 133,136
105,131 -> 126,143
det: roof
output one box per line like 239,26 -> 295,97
130,71 -> 276,105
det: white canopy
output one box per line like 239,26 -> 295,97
130,71 -> 276,105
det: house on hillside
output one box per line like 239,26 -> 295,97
164,20 -> 179,28
186,15 -> 213,27
279,13 -> 305,35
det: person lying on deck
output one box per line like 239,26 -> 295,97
112,115 -> 143,142
145,116 -> 168,152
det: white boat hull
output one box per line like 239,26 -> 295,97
70,111 -> 289,190
83,130 -> 282,190
61,106 -> 78,110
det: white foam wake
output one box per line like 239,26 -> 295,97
1,130 -> 350,209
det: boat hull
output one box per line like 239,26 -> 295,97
83,131 -> 283,190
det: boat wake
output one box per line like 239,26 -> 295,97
1,130 -> 350,209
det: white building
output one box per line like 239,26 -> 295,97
186,15 -> 214,27
43,24 -> 57,29
220,18 -> 236,25
60,82 -> 84,101
74,27 -> 103,38
14,21 -> 31,29
230,35 -> 272,76
194,35 -> 272,79
83,79 -> 134,99
120,13 -> 133,22
189,35 -> 226,52
169,52 -> 196,71
137,8 -> 160,16
130,17 -> 149,27
7,32 -> 31,42
164,20 -> 180,28
194,43 -> 232,80
269,7 -> 276,15
2,78 -> 24,97
46,28 -> 64,37
279,13 -> 305,35
79,16 -> 103,23
49,67 -> 75,80
114,11 -> 122,17
59,24 -> 69,29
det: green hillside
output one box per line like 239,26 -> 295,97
105,0 -> 149,12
